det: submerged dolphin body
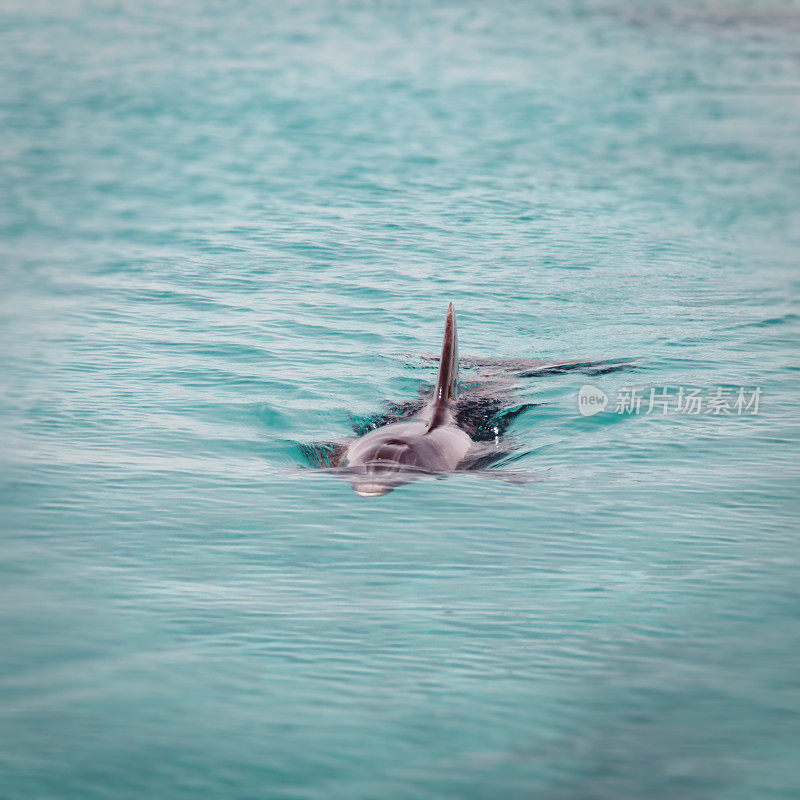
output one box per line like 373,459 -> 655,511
341,303 -> 469,496
300,304 -> 635,496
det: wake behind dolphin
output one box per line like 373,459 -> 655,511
301,304 -> 634,496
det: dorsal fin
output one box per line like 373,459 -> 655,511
427,303 -> 459,430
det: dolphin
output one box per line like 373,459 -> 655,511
298,304 -> 635,497
341,302 -> 470,496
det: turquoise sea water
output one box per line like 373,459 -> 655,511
2,1 -> 799,797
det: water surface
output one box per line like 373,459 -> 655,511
1,1 -> 799,798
